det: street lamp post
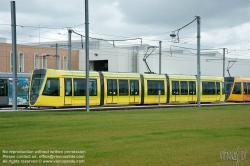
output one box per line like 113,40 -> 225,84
170,16 -> 201,107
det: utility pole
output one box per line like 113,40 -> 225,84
159,41 -> 162,74
223,48 -> 225,77
196,15 -> 201,107
68,29 -> 72,70
11,1 -> 17,110
85,0 -> 90,112
56,43 -> 59,69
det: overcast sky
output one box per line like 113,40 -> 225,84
1,0 -> 250,58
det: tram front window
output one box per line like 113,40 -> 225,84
225,81 -> 233,99
30,74 -> 45,95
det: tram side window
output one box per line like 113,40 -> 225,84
130,80 -> 139,95
243,83 -> 247,94
119,80 -> 128,96
222,82 -> 225,94
202,82 -> 215,95
248,83 -> 250,94
73,79 -> 97,96
65,78 -> 72,96
189,81 -> 196,95
89,79 -> 97,96
232,82 -> 241,94
107,79 -> 117,96
172,81 -> 179,95
209,82 -> 215,95
180,81 -> 188,95
216,82 -> 220,94
147,80 -> 164,95
74,78 -> 85,96
0,81 -> 7,96
42,78 -> 60,96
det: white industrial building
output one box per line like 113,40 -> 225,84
3,36 -> 249,77
79,40 -> 250,77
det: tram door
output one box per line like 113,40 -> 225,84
189,81 -> 196,102
129,80 -> 140,103
216,82 -> 221,101
64,78 -> 72,106
171,81 -> 179,102
0,79 -> 8,106
106,79 -> 117,104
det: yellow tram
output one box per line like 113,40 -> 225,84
225,77 -> 250,102
29,69 -> 101,107
167,75 -> 225,104
101,72 -> 142,105
200,76 -> 225,102
29,69 -> 225,108
142,74 -> 167,104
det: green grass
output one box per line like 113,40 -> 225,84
0,105 -> 250,165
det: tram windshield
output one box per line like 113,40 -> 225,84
30,74 -> 45,95
225,81 -> 233,95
